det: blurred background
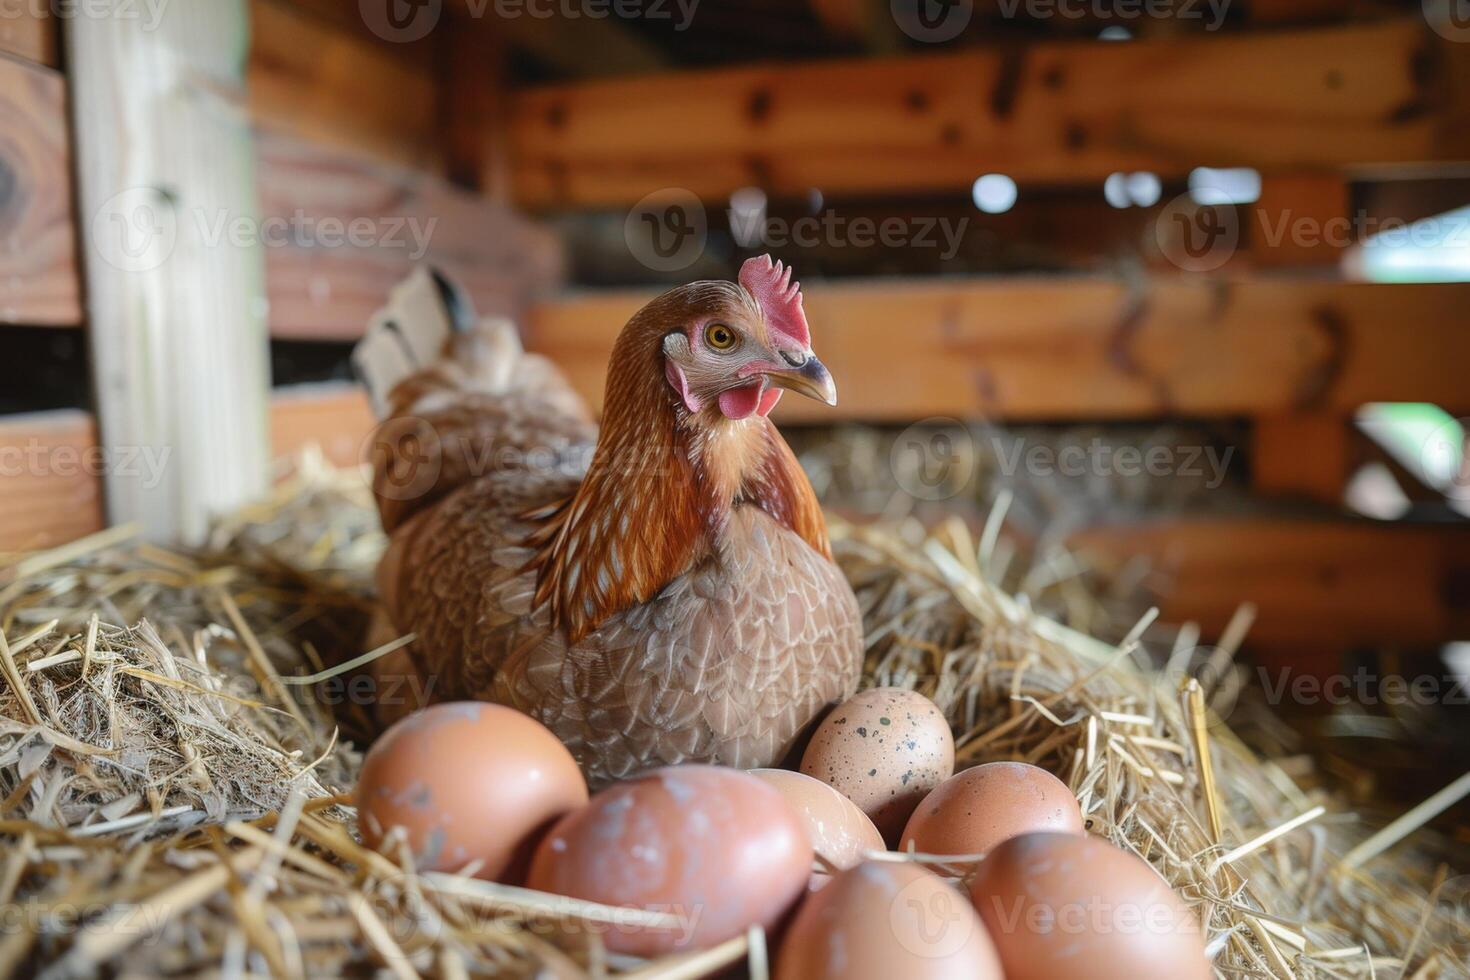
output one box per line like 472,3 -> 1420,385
1,0 -> 1468,811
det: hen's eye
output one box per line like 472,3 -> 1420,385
704,323 -> 737,351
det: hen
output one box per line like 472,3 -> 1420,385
354,257 -> 863,788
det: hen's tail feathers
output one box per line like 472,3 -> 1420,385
353,267 -> 482,418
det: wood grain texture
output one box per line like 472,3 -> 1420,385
528,278 -> 1470,422
0,411 -> 106,553
510,19 -> 1469,207
247,0 -> 443,173
1072,518 -> 1470,650
0,57 -> 81,326
0,2 -> 58,66
256,128 -> 564,339
0,388 -> 378,551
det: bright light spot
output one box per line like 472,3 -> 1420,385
1189,167 -> 1262,206
1444,642 -> 1470,689
1345,463 -> 1411,521
806,188 -> 824,214
728,186 -> 768,248
1103,173 -> 1130,209
1098,26 -> 1132,40
1126,171 -> 1161,207
1355,205 -> 1470,284
972,174 -> 1017,214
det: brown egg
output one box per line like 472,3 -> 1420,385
356,702 -> 587,881
901,762 -> 1083,856
799,688 -> 954,843
749,768 -> 885,883
776,860 -> 1004,980
526,766 -> 813,956
967,832 -> 1212,980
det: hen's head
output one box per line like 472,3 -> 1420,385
654,255 -> 835,422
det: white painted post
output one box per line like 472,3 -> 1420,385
68,0 -> 269,544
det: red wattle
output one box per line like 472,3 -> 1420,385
718,382 -> 765,420
756,388 -> 783,417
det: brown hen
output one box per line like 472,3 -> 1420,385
355,258 -> 863,788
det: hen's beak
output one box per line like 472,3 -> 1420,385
766,354 -> 837,406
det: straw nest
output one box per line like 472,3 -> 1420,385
0,453 -> 1465,979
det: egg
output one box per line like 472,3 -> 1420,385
967,832 -> 1211,980
526,766 -> 812,956
749,768 -> 885,883
800,688 -> 954,842
901,762 -> 1083,856
776,860 -> 1003,979
356,702 -> 587,881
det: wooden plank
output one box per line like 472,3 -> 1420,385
256,128 -> 564,339
0,57 -> 81,326
0,411 -> 107,553
269,383 -> 375,469
1251,174 -> 1351,268
1071,518 -> 1470,650
0,3 -> 58,66
510,19 -> 1469,207
528,278 -> 1470,422
1253,414 -> 1349,505
70,1 -> 272,545
247,0 -> 442,173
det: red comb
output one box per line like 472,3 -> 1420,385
739,254 -> 810,349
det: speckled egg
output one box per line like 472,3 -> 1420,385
967,832 -> 1211,980
356,702 -> 587,881
776,860 -> 1004,980
901,762 -> 1083,856
526,766 -> 813,956
799,688 -> 954,842
749,768 -> 885,884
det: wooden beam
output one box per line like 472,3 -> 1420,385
0,411 -> 107,554
1071,518 -> 1470,651
269,383 -> 375,469
69,1 -> 272,544
1251,173 -> 1352,269
528,278 -> 1470,422
0,3 -> 58,66
255,128 -> 564,339
247,0 -> 443,173
0,57 -> 81,326
1252,414 -> 1349,505
509,19 -> 1469,208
